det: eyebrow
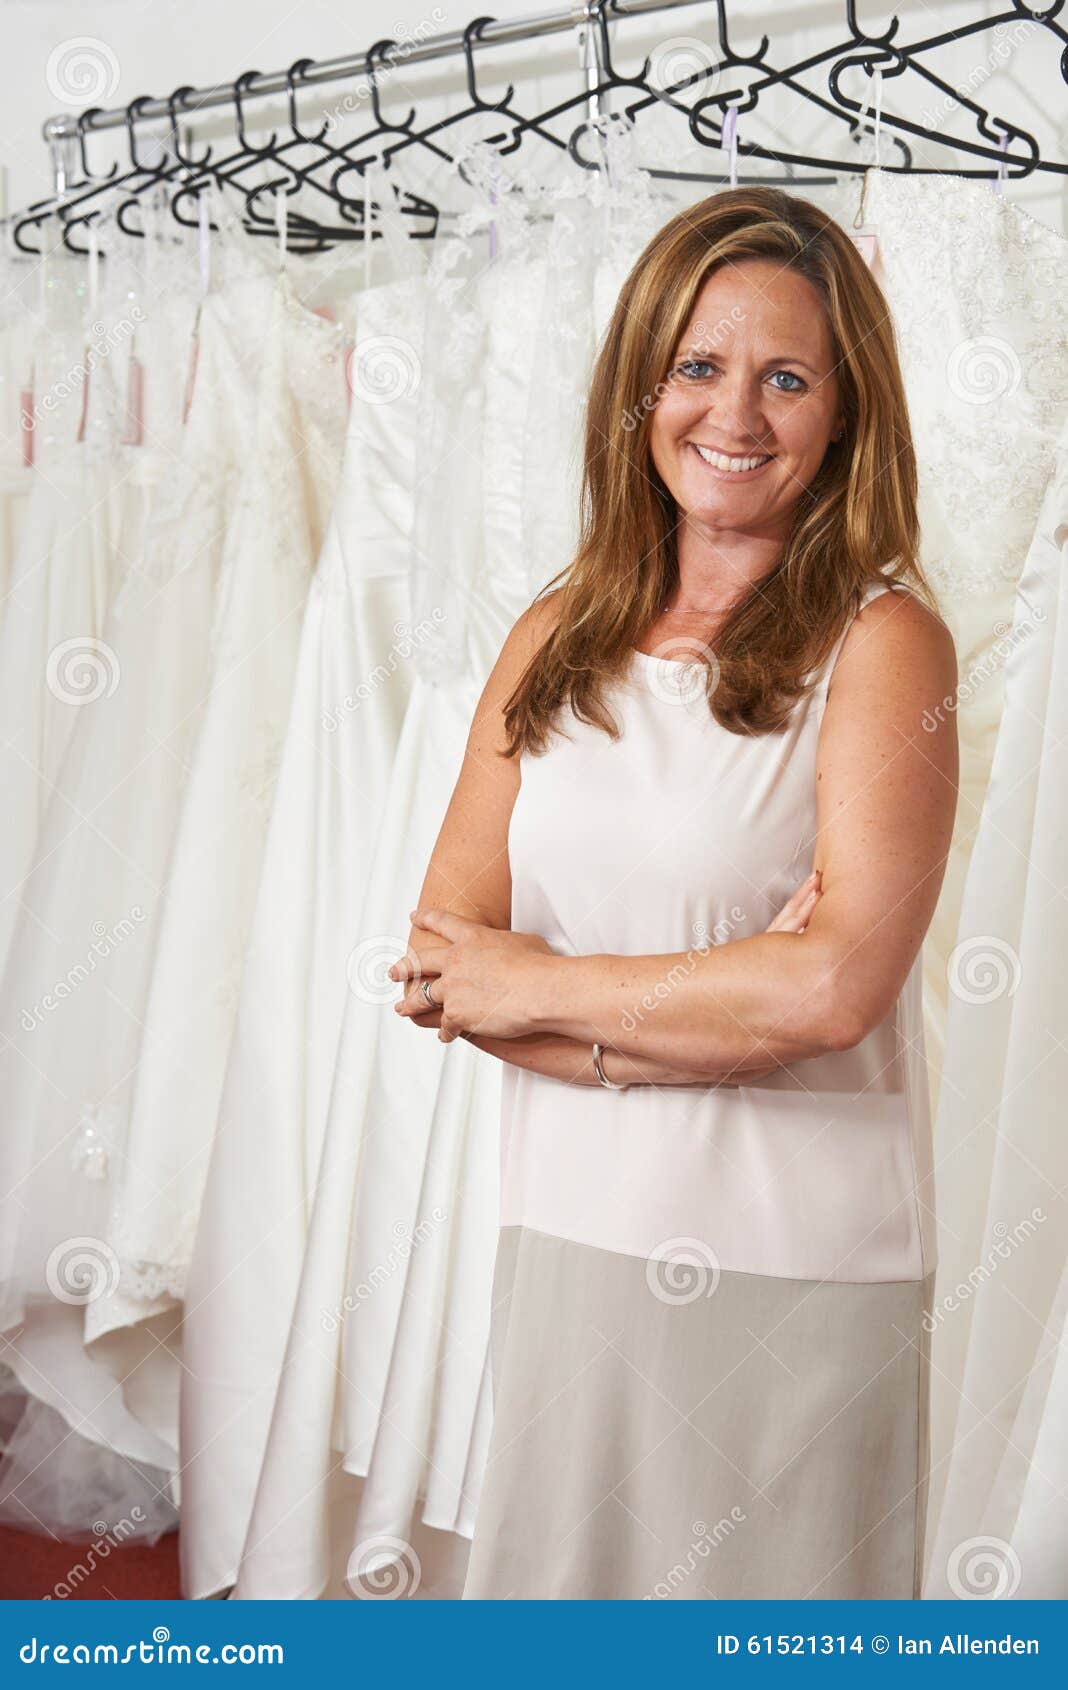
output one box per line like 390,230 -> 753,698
677,347 -> 822,376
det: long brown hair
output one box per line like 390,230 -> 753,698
503,185 -> 936,753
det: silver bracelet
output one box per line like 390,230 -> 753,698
592,1041 -> 629,1090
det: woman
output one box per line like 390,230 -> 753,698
389,186 -> 958,1600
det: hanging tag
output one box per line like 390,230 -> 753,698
198,184 -> 212,298
850,154 -> 880,271
19,375 -> 34,468
992,129 -> 1009,197
363,166 -> 374,290
122,350 -> 144,446
275,189 -> 288,267
488,154 -> 498,265
722,104 -> 739,189
182,303 -> 202,425
75,347 -> 90,443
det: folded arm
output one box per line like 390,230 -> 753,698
513,590 -> 959,1073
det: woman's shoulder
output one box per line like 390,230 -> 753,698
829,579 -> 958,713
494,589 -> 567,681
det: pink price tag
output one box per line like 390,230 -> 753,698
19,386 -> 34,468
851,232 -> 879,269
122,354 -> 144,447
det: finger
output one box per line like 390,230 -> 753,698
409,907 -> 474,943
766,883 -> 821,934
395,980 -> 441,1017
387,942 -> 441,983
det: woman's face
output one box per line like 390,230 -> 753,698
647,258 -> 844,539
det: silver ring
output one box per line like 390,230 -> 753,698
420,978 -> 438,1009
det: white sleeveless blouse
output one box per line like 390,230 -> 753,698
499,578 -> 937,1286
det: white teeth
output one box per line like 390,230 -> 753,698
693,445 -> 771,472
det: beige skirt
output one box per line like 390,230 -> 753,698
462,1227 -> 933,1600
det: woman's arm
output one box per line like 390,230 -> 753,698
417,590 -> 959,1072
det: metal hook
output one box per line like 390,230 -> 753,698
365,40 -> 417,131
166,85 -> 213,168
845,2 -> 900,49
589,0 -> 652,85
233,69 -> 278,155
74,108 -> 119,184
286,57 -> 331,143
462,17 -> 514,111
715,0 -> 770,63
124,95 -> 159,173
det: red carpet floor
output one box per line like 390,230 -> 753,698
0,1525 -> 180,1600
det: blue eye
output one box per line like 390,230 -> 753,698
676,360 -> 715,380
770,370 -> 806,393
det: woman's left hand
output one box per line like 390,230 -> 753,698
389,909 -> 554,1042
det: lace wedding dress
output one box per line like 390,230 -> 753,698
0,219 -> 282,1535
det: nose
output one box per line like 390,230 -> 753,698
702,369 -> 770,453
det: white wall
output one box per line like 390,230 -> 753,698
2,0 -> 1064,231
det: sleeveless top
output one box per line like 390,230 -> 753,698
500,578 -> 937,1285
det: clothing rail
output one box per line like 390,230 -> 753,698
40,0 -> 703,144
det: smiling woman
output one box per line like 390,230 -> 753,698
390,186 -> 959,1600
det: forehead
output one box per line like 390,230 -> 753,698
677,261 -> 834,357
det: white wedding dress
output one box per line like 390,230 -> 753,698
179,203 -> 430,1595
93,271 -> 350,1335
0,225 -> 283,1534
224,144 -> 671,1599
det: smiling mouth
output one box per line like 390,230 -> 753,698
690,443 -> 774,476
